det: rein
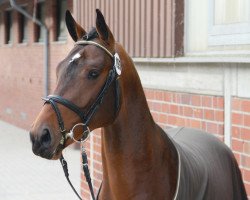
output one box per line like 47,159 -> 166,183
42,40 -> 122,200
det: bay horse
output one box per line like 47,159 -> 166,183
30,9 -> 247,200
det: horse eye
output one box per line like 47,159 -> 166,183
88,70 -> 99,79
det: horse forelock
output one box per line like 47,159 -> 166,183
82,28 -> 98,41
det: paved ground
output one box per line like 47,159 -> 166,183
0,120 -> 81,200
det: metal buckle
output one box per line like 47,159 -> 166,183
59,137 -> 65,145
60,127 -> 67,133
66,123 -> 90,143
114,53 -> 121,75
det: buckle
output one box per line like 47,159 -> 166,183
114,53 -> 121,75
65,123 -> 90,143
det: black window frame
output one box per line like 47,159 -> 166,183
18,6 -> 28,43
4,9 -> 13,44
56,0 -> 67,41
34,1 -> 45,43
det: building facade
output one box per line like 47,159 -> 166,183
0,0 -> 73,129
1,0 -> 250,199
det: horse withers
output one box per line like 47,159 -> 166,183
30,9 -> 247,200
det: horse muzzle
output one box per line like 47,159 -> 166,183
30,127 -> 56,159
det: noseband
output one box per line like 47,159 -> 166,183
42,40 -> 122,200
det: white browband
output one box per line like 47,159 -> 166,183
75,40 -> 114,58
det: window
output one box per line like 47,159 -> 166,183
185,0 -> 250,54
56,0 -> 67,41
34,1 -> 45,42
4,10 -> 13,44
0,13 -> 2,45
208,0 -> 250,46
18,7 -> 28,43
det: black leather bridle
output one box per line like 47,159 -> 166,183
42,40 -> 122,200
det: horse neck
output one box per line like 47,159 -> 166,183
103,48 -> 156,156
101,46 -> 178,199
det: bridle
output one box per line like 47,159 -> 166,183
42,40 -> 122,200
43,40 -> 121,151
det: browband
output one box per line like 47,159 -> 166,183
75,40 -> 114,58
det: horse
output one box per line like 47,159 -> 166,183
30,9 -> 247,200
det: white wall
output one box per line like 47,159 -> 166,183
135,62 -> 222,95
134,61 -> 250,99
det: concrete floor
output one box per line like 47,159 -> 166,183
0,120 -> 82,200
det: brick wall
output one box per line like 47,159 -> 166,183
0,0 -> 73,129
81,89 -> 250,199
145,89 -> 225,140
232,98 -> 250,196
81,129 -> 102,198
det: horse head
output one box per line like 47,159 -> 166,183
30,9 -> 123,160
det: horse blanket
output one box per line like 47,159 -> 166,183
167,127 -> 247,200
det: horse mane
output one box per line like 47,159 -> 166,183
82,28 -> 98,41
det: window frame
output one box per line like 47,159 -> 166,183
56,0 -> 67,41
4,8 -> 13,45
208,0 -> 250,46
34,1 -> 45,43
18,6 -> 28,44
0,11 -> 2,45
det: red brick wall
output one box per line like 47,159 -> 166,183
232,98 -> 250,196
81,129 -> 102,198
0,0 -> 73,129
145,89 -> 225,140
81,89 -> 250,199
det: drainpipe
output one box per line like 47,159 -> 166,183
9,0 -> 49,96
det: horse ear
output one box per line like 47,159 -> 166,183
65,10 -> 86,42
95,9 -> 114,46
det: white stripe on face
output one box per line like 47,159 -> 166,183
69,53 -> 81,63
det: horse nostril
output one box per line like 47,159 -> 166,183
40,128 -> 51,147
